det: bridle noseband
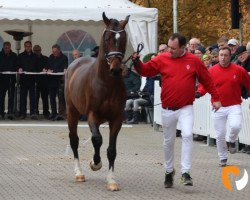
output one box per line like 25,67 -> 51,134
103,28 -> 126,65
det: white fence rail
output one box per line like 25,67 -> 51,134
154,82 -> 250,145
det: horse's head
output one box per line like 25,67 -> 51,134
102,12 -> 130,76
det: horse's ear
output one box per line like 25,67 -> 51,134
103,12 -> 110,26
120,15 -> 130,29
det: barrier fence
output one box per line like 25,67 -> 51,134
0,71 -> 64,75
153,81 -> 250,145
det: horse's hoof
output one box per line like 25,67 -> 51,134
90,160 -> 102,171
107,183 -> 120,191
75,174 -> 85,182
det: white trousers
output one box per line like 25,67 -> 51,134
212,104 -> 242,161
162,105 -> 194,174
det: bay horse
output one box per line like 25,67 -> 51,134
64,12 -> 129,191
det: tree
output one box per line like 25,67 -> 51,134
130,0 -> 250,46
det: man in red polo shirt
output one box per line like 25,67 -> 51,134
132,33 -> 221,188
197,47 -> 250,167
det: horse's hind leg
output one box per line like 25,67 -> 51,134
67,105 -> 84,182
88,113 -> 103,171
106,119 -> 123,191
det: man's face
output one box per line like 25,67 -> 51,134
219,49 -> 231,67
189,39 -> 199,51
228,44 -> 239,54
217,42 -> 227,49
33,47 -> 42,56
72,50 -> 80,59
168,38 -> 185,58
52,47 -> 60,57
24,43 -> 32,53
211,54 -> 219,63
158,45 -> 168,54
3,44 -> 11,54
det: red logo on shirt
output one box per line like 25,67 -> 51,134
186,65 -> 190,70
233,75 -> 237,79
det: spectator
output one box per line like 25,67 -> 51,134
17,41 -> 38,119
91,46 -> 99,58
33,45 -> 50,119
122,64 -> 141,122
48,44 -> 68,120
197,47 -> 250,166
217,36 -> 228,49
188,38 -> 201,53
210,48 -> 219,66
158,44 -> 168,54
227,38 -> 246,63
132,33 -> 221,188
125,53 -> 156,124
72,49 -> 81,60
194,46 -> 206,60
202,54 -> 212,69
0,41 -> 17,120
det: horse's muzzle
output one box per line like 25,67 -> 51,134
110,68 -> 122,76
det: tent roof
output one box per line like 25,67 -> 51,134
0,0 -> 157,21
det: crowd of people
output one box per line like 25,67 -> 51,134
0,41 -> 99,121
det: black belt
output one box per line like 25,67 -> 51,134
163,107 -> 180,111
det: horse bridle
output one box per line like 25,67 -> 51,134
103,28 -> 126,65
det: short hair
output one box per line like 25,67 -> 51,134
217,36 -> 228,44
246,41 -> 250,51
24,41 -> 32,46
219,46 -> 231,56
33,44 -> 41,50
189,38 -> 200,45
158,44 -> 167,50
211,48 -> 219,55
3,41 -> 11,46
52,44 -> 61,50
169,33 -> 186,47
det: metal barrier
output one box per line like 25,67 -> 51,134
153,82 -> 250,145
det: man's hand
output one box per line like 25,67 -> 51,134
132,52 -> 140,62
238,51 -> 249,63
212,101 -> 221,112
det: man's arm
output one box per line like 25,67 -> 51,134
196,64 -> 221,111
132,52 -> 159,77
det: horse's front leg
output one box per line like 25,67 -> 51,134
88,116 -> 103,171
67,105 -> 84,182
106,119 -> 123,191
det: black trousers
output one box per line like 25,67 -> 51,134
20,81 -> 36,116
49,82 -> 65,117
0,78 -> 15,116
36,82 -> 49,115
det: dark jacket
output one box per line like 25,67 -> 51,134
48,52 -> 68,87
35,54 -> 49,85
0,49 -> 17,84
123,70 -> 141,98
17,51 -> 37,84
0,49 -> 17,72
141,77 -> 155,103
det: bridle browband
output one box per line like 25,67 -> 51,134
102,28 -> 126,65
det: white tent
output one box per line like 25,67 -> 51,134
0,0 -> 158,57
